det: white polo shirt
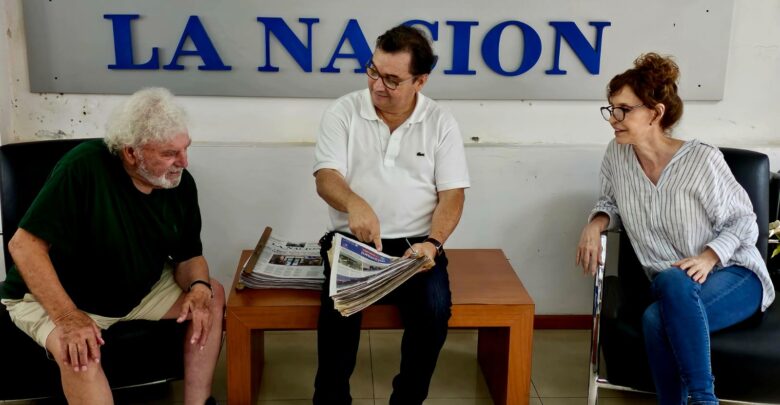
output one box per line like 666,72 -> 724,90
314,89 -> 470,238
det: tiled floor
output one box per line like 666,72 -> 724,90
1,329 -> 750,404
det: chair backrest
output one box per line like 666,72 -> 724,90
720,147 -> 770,262
0,138 -> 95,271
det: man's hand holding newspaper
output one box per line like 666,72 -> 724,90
328,234 -> 434,317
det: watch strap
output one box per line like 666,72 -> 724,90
188,279 -> 214,297
424,237 -> 443,255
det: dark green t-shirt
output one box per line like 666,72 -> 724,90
0,139 -> 203,317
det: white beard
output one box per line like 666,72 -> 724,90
136,157 -> 182,189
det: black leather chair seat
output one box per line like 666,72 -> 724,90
602,285 -> 780,402
0,306 -> 186,400
601,288 -> 780,403
710,301 -> 780,402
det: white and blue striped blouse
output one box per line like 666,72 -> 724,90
590,139 -> 775,311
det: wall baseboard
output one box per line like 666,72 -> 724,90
534,315 -> 591,329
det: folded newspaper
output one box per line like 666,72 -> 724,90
239,232 -> 325,290
328,233 -> 432,317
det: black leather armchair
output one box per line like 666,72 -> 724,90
0,139 -> 187,401
588,147 -> 780,404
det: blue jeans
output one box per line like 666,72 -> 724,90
313,232 -> 452,405
642,266 -> 762,405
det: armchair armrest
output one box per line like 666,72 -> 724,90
591,231 -> 624,320
592,233 -> 608,323
588,232 -> 608,402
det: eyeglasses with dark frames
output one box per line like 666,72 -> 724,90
365,61 -> 417,90
600,104 -> 647,122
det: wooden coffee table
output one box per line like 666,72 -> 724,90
226,248 -> 535,405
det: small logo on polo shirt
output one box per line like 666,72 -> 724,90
416,152 -> 425,156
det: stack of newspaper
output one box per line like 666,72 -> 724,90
239,235 -> 325,290
329,233 -> 432,317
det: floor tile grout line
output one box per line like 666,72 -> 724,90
530,378 -> 541,399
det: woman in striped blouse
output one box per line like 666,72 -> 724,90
575,53 -> 774,405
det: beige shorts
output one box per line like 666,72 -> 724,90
1,266 -> 183,348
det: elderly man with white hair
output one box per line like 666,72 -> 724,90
0,88 -> 224,405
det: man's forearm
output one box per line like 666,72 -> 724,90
315,168 -> 383,247
8,228 -> 78,320
174,256 -> 211,291
315,169 -> 361,213
428,188 -> 465,244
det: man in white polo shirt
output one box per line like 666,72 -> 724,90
312,25 -> 470,405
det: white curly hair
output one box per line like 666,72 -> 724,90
104,87 -> 187,155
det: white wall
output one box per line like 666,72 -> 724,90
2,0 -> 780,314
0,2 -> 11,141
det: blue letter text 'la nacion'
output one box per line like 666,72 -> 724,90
105,15 -> 610,76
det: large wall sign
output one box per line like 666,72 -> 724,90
22,0 -> 733,100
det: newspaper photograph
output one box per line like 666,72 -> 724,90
239,235 -> 325,290
329,233 -> 432,316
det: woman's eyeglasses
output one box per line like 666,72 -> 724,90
600,104 -> 646,122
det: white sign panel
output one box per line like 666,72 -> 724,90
22,0 -> 733,100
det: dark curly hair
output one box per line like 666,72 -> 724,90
607,52 -> 683,130
375,25 -> 436,76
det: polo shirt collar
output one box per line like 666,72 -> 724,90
358,88 -> 430,124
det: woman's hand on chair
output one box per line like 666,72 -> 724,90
576,214 -> 609,276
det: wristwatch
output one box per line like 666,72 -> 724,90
188,279 -> 214,298
424,237 -> 443,256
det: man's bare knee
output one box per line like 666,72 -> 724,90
57,360 -> 106,382
46,330 -> 104,381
